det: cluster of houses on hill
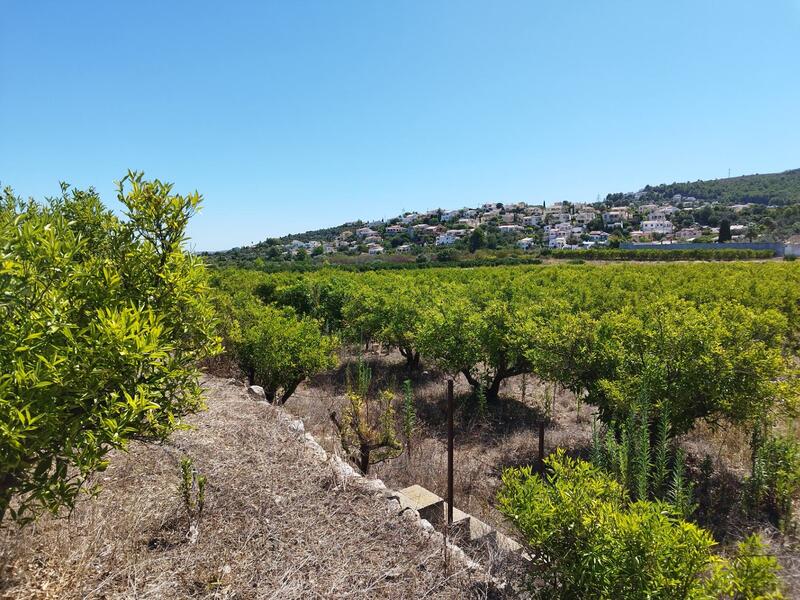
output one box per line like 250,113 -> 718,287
278,194 -> 758,257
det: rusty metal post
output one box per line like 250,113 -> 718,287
447,379 -> 454,526
537,421 -> 545,474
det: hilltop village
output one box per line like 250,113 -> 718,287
274,194 -> 773,259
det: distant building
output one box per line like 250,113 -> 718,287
641,220 -> 674,234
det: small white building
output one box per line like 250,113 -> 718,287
435,233 -> 459,246
356,227 -> 378,238
641,220 -> 674,234
523,214 -> 542,227
603,209 -> 629,225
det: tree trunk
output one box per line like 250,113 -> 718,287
400,347 -> 420,370
462,369 -> 504,403
278,380 -> 301,405
359,445 -> 370,475
486,375 -> 503,404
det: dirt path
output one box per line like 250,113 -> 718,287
0,376 -> 490,599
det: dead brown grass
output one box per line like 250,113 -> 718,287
0,375 -> 493,599
287,346 -> 800,595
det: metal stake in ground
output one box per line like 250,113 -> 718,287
447,379 -> 454,526
537,420 -> 545,474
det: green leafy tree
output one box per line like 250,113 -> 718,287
718,219 -> 732,242
0,173 -> 220,524
468,227 -> 486,253
237,304 -> 338,404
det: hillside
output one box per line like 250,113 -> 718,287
0,376 -> 492,599
608,168 -> 800,206
202,167 -> 800,268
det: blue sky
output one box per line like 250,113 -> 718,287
2,1 -> 799,251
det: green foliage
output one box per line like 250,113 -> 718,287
179,456 -> 207,542
591,398 -> 687,508
331,366 -> 403,474
217,261 -> 800,462
209,270 -> 338,404
240,306 -> 338,404
499,451 -> 783,599
585,298 -> 793,436
0,173 -> 220,525
707,535 -> 783,600
745,435 -> 800,531
670,447 -> 697,519
609,168 -> 800,207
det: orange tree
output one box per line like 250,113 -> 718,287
0,173 -> 220,524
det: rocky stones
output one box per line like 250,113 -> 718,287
247,385 -> 266,401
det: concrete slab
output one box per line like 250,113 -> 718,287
399,485 -> 443,510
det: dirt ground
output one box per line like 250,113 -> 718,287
286,346 -> 800,595
0,376 -> 495,600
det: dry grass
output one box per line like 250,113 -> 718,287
286,347 -> 800,595
288,347 -> 595,539
0,375 -> 494,599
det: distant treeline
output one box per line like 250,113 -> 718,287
205,248 -> 775,273
607,168 -> 800,206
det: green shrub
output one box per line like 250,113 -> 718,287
239,305 -> 338,404
499,450 -> 783,599
0,173 -> 220,524
745,435 -> 800,531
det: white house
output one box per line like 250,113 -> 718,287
517,237 -> 536,250
523,214 -> 542,227
549,236 -> 567,249
675,227 -> 701,240
435,233 -> 459,246
356,227 -> 378,238
367,244 -> 384,255
641,220 -> 674,234
602,209 -> 629,225
498,225 -> 524,234
385,225 -> 407,235
574,211 -> 597,226
548,212 -> 571,225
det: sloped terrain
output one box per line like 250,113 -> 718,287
0,376 -> 491,599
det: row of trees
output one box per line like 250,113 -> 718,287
227,263 -> 798,418
211,261 -> 799,596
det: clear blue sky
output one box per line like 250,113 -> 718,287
2,1 -> 799,251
